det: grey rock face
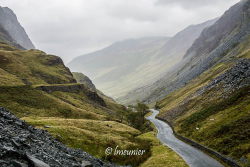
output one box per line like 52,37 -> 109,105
196,58 -> 250,96
81,160 -> 93,167
158,58 -> 250,124
128,0 -> 250,104
26,154 -> 50,167
0,6 -> 35,49
0,107 -> 115,167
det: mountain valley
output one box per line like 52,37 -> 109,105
0,1 -> 249,167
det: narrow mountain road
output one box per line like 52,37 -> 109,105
147,109 -> 224,167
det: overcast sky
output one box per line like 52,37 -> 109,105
1,0 -> 240,63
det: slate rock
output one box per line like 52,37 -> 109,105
0,107 -> 117,167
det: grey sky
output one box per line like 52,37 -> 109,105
1,0 -> 240,63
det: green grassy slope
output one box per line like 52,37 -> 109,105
138,131 -> 188,167
23,117 -> 152,166
0,43 -> 150,166
0,43 -> 75,85
0,42 -> 189,166
157,42 -> 250,167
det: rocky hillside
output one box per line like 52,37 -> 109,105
0,42 -> 152,166
116,19 -> 217,104
127,0 -> 250,104
152,1 -> 250,166
154,18 -> 217,65
0,6 -> 35,49
156,57 -> 250,167
0,107 -> 114,167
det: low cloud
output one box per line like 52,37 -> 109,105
1,0 -> 240,63
155,0 -> 238,9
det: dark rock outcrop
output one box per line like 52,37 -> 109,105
197,58 -> 250,96
158,59 -> 250,124
36,84 -> 106,107
0,107 -> 114,167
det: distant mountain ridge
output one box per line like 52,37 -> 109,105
134,0 -> 250,104
154,2 -> 250,166
0,6 -> 35,49
69,19 -> 216,99
117,18 -> 217,104
68,36 -> 170,97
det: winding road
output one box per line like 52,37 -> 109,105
147,109 -> 223,167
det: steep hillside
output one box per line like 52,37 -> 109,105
0,6 -> 35,49
73,72 -> 96,91
0,24 -> 12,43
0,43 -> 75,85
129,0 -> 250,104
153,1 -> 250,166
155,18 -> 217,64
68,37 -> 169,98
0,43 -> 152,166
117,19 -> 217,104
0,107 -> 114,167
0,24 -> 23,49
72,72 -> 123,111
157,57 -> 250,167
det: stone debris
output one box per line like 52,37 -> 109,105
0,107 -> 117,167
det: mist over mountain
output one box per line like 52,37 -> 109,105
68,19 -> 216,99
68,37 -> 169,97
0,6 -> 35,49
114,19 -> 217,104
0,1 -> 249,167
124,0 -> 250,104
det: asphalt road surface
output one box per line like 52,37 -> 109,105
147,109 -> 224,167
